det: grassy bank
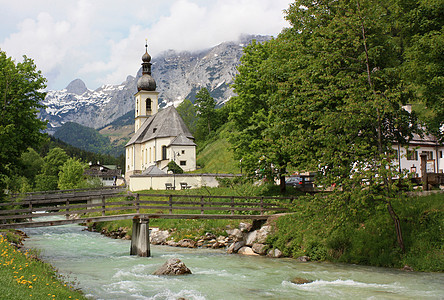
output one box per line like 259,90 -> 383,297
0,230 -> 87,300
267,192 -> 443,272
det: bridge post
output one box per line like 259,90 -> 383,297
130,217 -> 150,257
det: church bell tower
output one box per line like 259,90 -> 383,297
134,41 -> 159,132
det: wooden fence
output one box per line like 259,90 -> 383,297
0,191 -> 292,229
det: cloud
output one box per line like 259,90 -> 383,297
0,0 -> 291,90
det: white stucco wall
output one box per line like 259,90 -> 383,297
129,174 -> 235,191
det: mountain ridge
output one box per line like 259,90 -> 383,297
40,34 -> 271,133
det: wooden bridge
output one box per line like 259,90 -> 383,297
0,188 -> 291,257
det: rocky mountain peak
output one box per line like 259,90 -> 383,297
65,79 -> 88,95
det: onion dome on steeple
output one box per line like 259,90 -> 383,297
137,41 -> 156,91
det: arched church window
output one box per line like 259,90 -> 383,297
162,146 -> 167,160
146,98 -> 151,112
136,99 -> 139,115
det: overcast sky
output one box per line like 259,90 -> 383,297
0,0 -> 291,90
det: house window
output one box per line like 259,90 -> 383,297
146,98 -> 151,112
439,151 -> 443,159
406,150 -> 418,161
162,146 -> 167,160
181,150 -> 185,155
422,151 -> 433,160
180,160 -> 186,166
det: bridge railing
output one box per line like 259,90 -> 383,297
0,192 -> 293,226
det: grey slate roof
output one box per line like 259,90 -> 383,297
169,133 -> 196,146
126,106 -> 194,146
141,165 -> 166,175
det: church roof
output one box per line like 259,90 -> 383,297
126,106 -> 194,146
141,165 -> 166,175
169,133 -> 196,146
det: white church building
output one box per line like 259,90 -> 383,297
125,44 -> 197,182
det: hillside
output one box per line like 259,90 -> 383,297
53,122 -> 116,156
195,123 -> 240,174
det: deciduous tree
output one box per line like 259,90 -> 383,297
0,51 -> 47,199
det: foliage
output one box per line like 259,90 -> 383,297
58,158 -> 89,190
19,148 -> 44,187
54,122 -> 113,155
0,51 -> 47,200
0,232 -> 86,299
167,160 -> 184,174
176,99 -> 197,135
268,192 -> 443,271
194,87 -> 217,137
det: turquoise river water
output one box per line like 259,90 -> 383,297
23,222 -> 443,300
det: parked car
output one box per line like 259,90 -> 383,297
285,176 -> 304,188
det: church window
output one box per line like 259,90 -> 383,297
180,160 -> 186,166
181,150 -> 185,154
136,100 -> 139,115
162,146 -> 167,160
146,98 -> 151,112
153,128 -> 157,133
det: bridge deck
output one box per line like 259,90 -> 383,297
0,189 -> 291,229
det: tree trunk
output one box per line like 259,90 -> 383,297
386,201 -> 405,253
280,173 -> 286,193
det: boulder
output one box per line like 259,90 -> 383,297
402,265 -> 414,272
226,228 -> 244,241
177,239 -> 196,248
239,222 -> 252,232
245,231 -> 258,246
252,243 -> 267,255
153,258 -> 192,276
291,277 -> 313,284
256,225 -> 272,243
267,248 -> 283,258
150,228 -> 170,245
165,240 -> 178,247
238,246 -> 259,256
297,256 -> 310,262
227,241 -> 245,254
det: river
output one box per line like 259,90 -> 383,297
23,222 -> 443,300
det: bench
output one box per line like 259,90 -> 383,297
180,182 -> 191,190
165,183 -> 175,190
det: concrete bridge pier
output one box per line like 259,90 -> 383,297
130,217 -> 150,257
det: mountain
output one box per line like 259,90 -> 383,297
40,35 -> 271,132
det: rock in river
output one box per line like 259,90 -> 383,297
153,258 -> 192,276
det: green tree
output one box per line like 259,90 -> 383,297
58,158 -> 88,190
20,147 -> 44,186
35,147 -> 69,191
194,87 -> 217,140
229,40 -> 290,191
264,0 -> 419,251
176,99 -> 197,135
0,51 -> 47,199
167,160 -> 184,174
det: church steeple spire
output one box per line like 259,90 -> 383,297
137,40 -> 156,91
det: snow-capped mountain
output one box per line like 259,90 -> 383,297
40,35 -> 271,132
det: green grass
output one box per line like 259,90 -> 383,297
267,192 -> 444,272
0,230 -> 87,300
193,124 -> 240,174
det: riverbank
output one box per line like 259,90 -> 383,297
0,229 -> 87,300
88,189 -> 443,272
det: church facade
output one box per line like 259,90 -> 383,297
125,44 -> 196,181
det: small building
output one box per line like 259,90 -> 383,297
84,162 -> 122,186
125,43 -> 196,183
393,132 -> 443,178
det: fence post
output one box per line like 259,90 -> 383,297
136,194 -> 140,214
200,196 -> 204,215
28,201 -> 33,222
101,195 -> 106,216
169,195 -> 173,214
231,196 -> 234,216
260,197 -> 264,215
65,199 -> 70,219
